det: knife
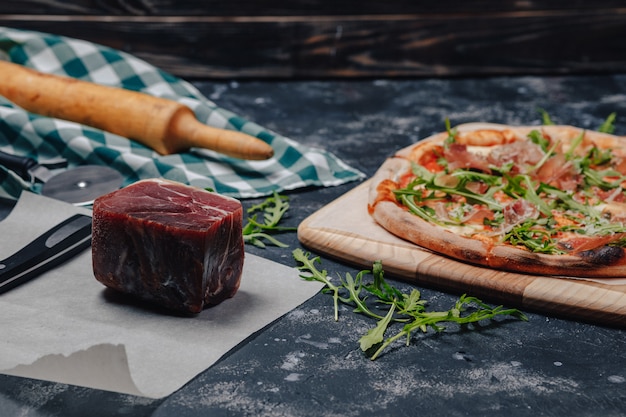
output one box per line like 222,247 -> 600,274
0,214 -> 92,293
0,150 -> 67,183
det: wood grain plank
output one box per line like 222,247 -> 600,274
1,7 -> 625,78
0,0 -> 626,79
4,1 -> 626,16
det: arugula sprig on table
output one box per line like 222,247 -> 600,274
292,249 -> 527,360
242,191 -> 296,248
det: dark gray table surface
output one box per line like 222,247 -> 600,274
2,75 -> 626,416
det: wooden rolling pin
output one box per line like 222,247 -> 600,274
0,60 -> 274,160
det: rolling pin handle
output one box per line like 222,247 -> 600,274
168,109 -> 274,160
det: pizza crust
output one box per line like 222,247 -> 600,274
371,200 -> 492,264
369,123 -> 626,277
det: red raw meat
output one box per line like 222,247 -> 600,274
91,179 -> 244,314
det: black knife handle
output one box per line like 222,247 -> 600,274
0,214 -> 92,293
0,150 -> 38,181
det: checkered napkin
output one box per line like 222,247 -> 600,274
0,27 -> 364,200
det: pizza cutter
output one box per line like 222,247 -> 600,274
0,150 -> 123,205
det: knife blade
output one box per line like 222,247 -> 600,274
0,214 -> 92,293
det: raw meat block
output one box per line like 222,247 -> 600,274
92,178 -> 244,314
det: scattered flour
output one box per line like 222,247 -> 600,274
608,375 -> 625,384
280,351 -> 306,371
296,334 -> 329,349
284,373 -> 302,382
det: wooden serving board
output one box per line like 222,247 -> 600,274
298,180 -> 626,327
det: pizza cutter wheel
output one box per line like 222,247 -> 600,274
0,150 -> 123,205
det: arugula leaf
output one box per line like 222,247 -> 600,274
564,130 -> 585,161
573,146 -> 625,190
504,220 -> 561,254
529,137 -> 560,172
365,259 -> 405,303
410,161 -> 436,183
586,146 -> 613,166
598,112 -> 617,134
397,194 -> 446,225
341,270 -> 384,319
444,118 -> 457,147
503,174 -> 552,216
582,167 -> 624,190
360,304 -> 396,352
293,249 -> 342,321
538,183 -> 602,220
538,108 -> 554,125
243,191 -> 297,248
396,168 -> 504,212
368,294 -> 527,360
528,129 -> 551,152
293,250 -> 527,359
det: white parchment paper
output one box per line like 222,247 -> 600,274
0,192 -> 323,398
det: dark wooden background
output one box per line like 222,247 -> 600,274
1,1 -> 625,79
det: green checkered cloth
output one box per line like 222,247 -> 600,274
0,27 -> 364,200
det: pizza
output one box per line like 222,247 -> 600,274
368,122 -> 626,277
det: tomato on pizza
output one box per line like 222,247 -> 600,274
368,120 -> 626,277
